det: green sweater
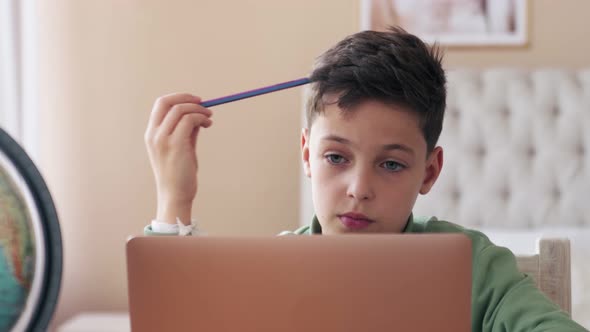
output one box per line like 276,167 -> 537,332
144,215 -> 588,331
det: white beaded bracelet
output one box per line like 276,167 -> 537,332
177,218 -> 195,236
150,218 -> 199,236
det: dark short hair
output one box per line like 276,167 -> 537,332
306,26 -> 446,153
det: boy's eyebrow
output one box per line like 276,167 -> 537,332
321,135 -> 415,155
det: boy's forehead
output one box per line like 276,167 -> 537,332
309,101 -> 425,147
313,100 -> 419,129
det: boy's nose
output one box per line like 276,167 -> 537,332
346,168 -> 375,201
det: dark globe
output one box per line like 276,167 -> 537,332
0,127 -> 61,331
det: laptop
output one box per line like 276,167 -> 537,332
126,234 -> 471,331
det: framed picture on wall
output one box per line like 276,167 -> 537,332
360,0 -> 528,46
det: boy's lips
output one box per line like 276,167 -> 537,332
338,212 -> 375,230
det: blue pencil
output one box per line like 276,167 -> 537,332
201,77 -> 311,108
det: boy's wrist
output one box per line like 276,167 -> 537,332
157,200 -> 192,225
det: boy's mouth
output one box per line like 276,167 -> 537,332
338,212 -> 375,230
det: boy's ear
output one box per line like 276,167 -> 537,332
419,146 -> 443,195
301,128 -> 311,178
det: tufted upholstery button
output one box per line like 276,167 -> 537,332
551,106 -> 560,117
552,187 -> 561,200
449,107 -> 460,120
475,146 -> 486,158
500,107 -> 510,118
500,188 -> 511,201
451,189 -> 461,202
574,74 -> 583,89
577,144 -> 585,156
526,146 -> 536,158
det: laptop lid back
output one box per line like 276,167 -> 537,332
126,234 -> 471,332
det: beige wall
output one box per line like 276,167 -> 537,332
37,0 -> 589,327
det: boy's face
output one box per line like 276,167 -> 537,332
301,100 -> 443,234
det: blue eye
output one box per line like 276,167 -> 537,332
326,154 -> 347,165
382,160 -> 404,171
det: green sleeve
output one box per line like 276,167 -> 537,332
472,243 -> 587,331
278,225 -> 312,236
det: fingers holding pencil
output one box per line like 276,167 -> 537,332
145,93 -> 214,224
144,77 -> 310,224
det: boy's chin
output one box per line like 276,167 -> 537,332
324,218 -> 405,234
325,220 -> 378,234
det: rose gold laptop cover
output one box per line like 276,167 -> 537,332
126,234 -> 471,332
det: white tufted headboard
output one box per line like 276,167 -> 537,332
414,69 -> 590,228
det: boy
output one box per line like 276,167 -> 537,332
143,27 -> 587,331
